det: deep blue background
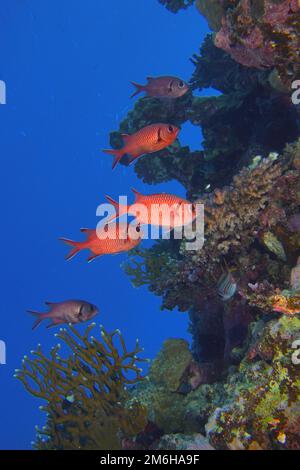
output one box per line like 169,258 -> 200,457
0,0 -> 210,449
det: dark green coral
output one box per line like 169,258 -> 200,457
158,0 -> 195,13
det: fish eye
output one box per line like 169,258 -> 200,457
168,125 -> 174,133
136,225 -> 141,233
178,81 -> 185,88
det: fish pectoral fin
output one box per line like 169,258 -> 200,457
156,128 -> 167,145
157,127 -> 163,143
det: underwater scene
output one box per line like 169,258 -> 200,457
0,0 -> 300,453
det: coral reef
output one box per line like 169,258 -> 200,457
195,0 -> 224,31
155,433 -> 215,450
15,324 -> 147,450
120,3 -> 300,442
124,339 -> 224,447
109,33 -> 299,198
125,142 -> 300,313
125,316 -> 300,450
18,1 -> 300,451
200,0 -> 300,87
206,316 -> 300,450
161,0 -> 300,86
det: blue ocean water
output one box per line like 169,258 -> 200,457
0,0 -> 211,449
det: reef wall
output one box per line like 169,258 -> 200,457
121,0 -> 300,450
17,0 -> 300,450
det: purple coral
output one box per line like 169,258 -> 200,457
214,0 -> 300,81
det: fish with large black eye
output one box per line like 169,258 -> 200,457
130,76 -> 189,99
103,123 -> 180,169
27,300 -> 99,330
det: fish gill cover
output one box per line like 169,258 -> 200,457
17,0 -> 300,450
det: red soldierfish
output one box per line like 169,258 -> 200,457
106,189 -> 197,229
103,123 -> 180,169
28,300 -> 98,330
59,223 -> 142,263
131,76 -> 189,99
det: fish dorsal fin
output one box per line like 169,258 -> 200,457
80,228 -> 95,235
147,76 -> 155,82
121,133 -> 131,144
131,188 -> 143,201
80,228 -> 95,240
45,301 -> 56,306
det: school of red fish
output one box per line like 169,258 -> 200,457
28,73 -> 297,328
29,75 -> 193,329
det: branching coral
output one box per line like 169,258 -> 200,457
124,142 -> 300,313
15,324 -> 148,450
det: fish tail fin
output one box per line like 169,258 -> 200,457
27,310 -> 45,331
102,148 -> 125,170
105,195 -> 128,222
130,81 -> 144,98
58,238 -> 83,261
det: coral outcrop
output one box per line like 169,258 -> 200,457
213,0 -> 300,86
192,0 -> 300,87
206,316 -> 300,450
125,143 -> 300,313
124,339 -> 224,447
109,33 -> 299,198
126,316 -> 300,450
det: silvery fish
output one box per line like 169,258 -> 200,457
27,300 -> 98,330
130,76 -> 189,99
217,272 -> 237,301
